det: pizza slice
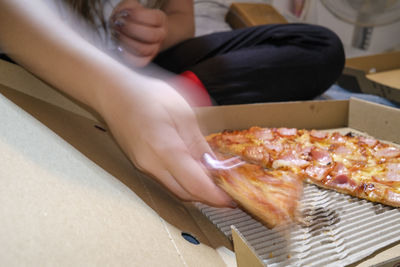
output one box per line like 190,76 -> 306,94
203,151 -> 303,228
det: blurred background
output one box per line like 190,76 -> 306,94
194,0 -> 400,58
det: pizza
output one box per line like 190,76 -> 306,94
205,126 -> 400,227
203,151 -> 303,228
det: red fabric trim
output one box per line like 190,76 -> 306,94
179,71 -> 212,106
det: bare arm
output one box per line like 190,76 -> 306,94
0,0 -> 150,111
0,0 -> 233,207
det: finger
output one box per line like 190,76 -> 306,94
167,148 -> 234,207
153,127 -> 234,207
127,7 -> 166,27
142,167 -> 195,202
116,45 -> 153,67
115,31 -> 160,57
113,19 -> 166,44
111,0 -> 142,20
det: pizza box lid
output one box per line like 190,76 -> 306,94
337,51 -> 400,104
1,58 -> 400,266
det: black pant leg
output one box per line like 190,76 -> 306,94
153,23 -> 345,105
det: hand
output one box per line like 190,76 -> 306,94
110,0 -> 168,67
98,76 -> 235,207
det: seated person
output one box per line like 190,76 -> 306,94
69,0 -> 345,105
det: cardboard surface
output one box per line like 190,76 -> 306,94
0,60 -> 97,121
1,59 -> 400,266
225,2 -> 287,29
231,226 -> 264,267
0,84 -> 228,266
367,69 -> 400,90
348,98 -> 400,144
196,100 -> 349,134
0,93 -> 183,266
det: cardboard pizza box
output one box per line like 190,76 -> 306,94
337,51 -> 400,104
1,58 -> 400,266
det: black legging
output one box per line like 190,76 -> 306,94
153,23 -> 345,105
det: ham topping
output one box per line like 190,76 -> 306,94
244,145 -> 269,164
263,141 -> 283,153
310,148 -> 332,165
334,145 -> 352,156
272,153 -> 309,169
388,163 -> 400,180
374,147 -> 400,159
305,164 -> 331,181
252,128 -> 275,141
359,136 -> 378,147
327,174 -> 358,192
277,127 -> 297,137
330,132 -> 345,144
221,133 -> 249,144
330,162 -> 349,177
310,130 -> 328,139
375,163 -> 400,183
387,190 -> 400,205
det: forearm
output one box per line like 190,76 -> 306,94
0,0 -> 147,116
161,0 -> 195,51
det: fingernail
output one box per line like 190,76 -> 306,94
110,29 -> 119,39
114,18 -> 125,27
115,10 -> 129,19
117,46 -> 124,53
229,201 -> 238,209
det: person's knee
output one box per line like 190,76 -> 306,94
310,25 -> 345,93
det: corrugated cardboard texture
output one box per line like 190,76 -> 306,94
199,177 -> 400,267
0,87 -> 228,267
225,2 -> 287,29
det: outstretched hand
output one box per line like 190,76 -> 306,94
98,76 -> 234,207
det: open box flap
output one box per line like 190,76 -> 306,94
366,69 -> 400,91
342,52 -> 400,102
345,51 -> 400,74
